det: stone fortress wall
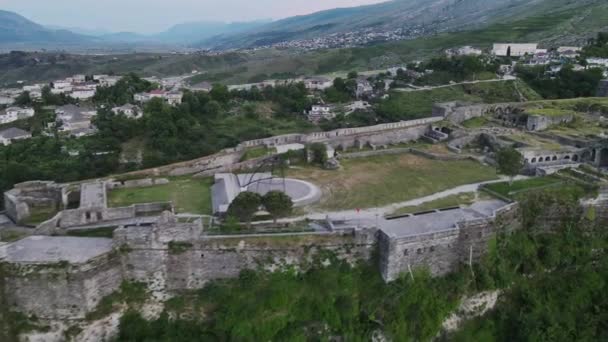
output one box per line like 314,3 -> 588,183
434,101 -> 575,132
378,203 -> 520,282
0,200 -> 523,320
1,237 -> 122,320
114,214 -> 378,292
123,116 -> 444,178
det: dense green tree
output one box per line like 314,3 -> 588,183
13,91 -> 32,106
262,191 -> 293,223
496,147 -> 523,184
93,73 -> 154,105
226,191 -> 262,227
308,143 -> 328,165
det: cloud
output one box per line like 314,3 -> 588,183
0,0 -> 388,33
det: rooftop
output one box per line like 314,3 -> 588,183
0,127 -> 30,139
379,200 -> 507,238
0,236 -> 113,264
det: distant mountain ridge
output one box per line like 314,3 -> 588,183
201,0 -> 608,49
0,0 -> 606,51
0,10 -> 91,44
0,9 -> 270,47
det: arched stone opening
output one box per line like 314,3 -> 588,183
545,157 -> 551,162
552,156 -> 558,161
572,155 -> 579,162
531,158 -> 537,163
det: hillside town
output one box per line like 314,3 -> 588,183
1,42 -> 607,146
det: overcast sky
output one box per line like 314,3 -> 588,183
1,0 -> 388,33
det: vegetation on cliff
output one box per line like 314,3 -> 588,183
116,190 -> 608,341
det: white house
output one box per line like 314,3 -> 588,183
111,104 -> 142,119
307,104 -> 335,123
0,107 -> 35,124
95,75 -> 121,87
303,76 -> 333,91
345,101 -> 372,114
587,58 -> 608,68
0,96 -> 14,105
55,105 -> 97,137
492,43 -> 538,57
71,75 -> 87,83
134,90 -> 182,106
165,91 -> 183,105
71,87 -> 96,100
0,127 -> 31,145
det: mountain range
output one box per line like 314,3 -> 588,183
0,10 -> 270,48
202,0 -> 608,48
0,0 -> 607,51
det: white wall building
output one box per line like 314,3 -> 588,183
0,107 -> 35,124
303,76 -> 333,91
492,43 -> 538,57
307,104 -> 335,123
111,104 -> 142,119
71,87 -> 96,100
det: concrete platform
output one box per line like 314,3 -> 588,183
379,200 -> 507,238
0,236 -> 113,264
247,178 -> 322,207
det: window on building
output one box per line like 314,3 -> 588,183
417,248 -> 422,254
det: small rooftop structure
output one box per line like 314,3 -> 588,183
0,236 -> 113,264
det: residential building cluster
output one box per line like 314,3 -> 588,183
253,26 -> 432,51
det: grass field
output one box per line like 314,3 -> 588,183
286,154 -> 498,211
23,206 -> 58,225
107,177 -> 213,215
484,176 -> 565,199
240,146 -> 276,162
390,192 -> 480,216
485,176 -> 595,202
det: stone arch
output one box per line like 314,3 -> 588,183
552,156 -> 558,161
545,157 -> 551,162
564,155 -> 571,160
531,158 -> 537,163
573,155 -> 579,162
